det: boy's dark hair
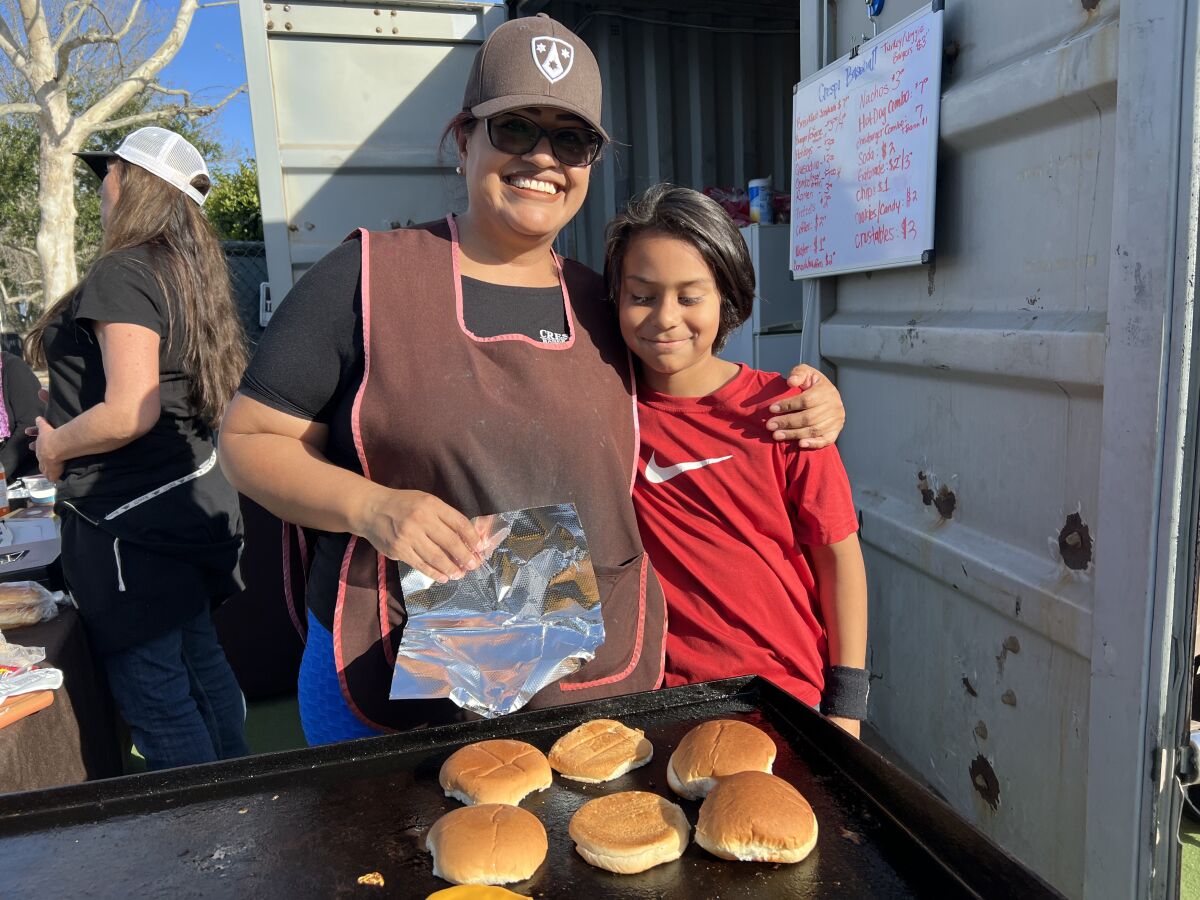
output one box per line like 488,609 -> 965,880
604,183 -> 755,351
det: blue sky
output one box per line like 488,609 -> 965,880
155,0 -> 255,161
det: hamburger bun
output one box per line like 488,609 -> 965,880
425,885 -> 529,899
439,739 -> 552,806
548,719 -> 653,783
568,791 -> 690,874
666,719 -> 776,800
694,771 -> 818,863
426,804 -> 547,885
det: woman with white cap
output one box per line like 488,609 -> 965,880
219,14 -> 846,744
26,126 -> 250,770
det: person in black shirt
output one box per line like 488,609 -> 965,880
0,351 -> 44,480
25,127 -> 250,771
221,16 -> 849,745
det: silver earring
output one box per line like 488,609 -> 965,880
455,165 -> 462,175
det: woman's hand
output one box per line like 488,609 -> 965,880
766,364 -> 846,448
828,716 -> 862,739
30,416 -> 63,482
359,488 -> 486,584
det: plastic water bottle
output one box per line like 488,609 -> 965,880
749,177 -> 774,224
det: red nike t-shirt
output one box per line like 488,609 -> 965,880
633,364 -> 859,705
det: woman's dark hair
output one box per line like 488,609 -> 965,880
439,110 -> 479,165
604,183 -> 755,351
26,158 -> 248,428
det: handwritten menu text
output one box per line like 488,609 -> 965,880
790,7 -> 943,278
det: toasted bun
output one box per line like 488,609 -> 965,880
666,720 -> 776,800
548,719 -> 654,783
568,791 -> 690,874
694,771 -> 818,863
439,739 -> 552,806
425,885 -> 529,899
426,804 -> 548,885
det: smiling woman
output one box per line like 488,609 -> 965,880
217,13 -> 848,746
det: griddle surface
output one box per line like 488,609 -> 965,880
0,678 -> 1059,898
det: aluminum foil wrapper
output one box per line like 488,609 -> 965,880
389,503 -> 604,717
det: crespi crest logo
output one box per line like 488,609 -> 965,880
531,37 -> 574,84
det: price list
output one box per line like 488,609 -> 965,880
790,5 -> 943,278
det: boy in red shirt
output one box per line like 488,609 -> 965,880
606,184 -> 870,735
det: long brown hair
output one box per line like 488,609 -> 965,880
27,159 -> 248,428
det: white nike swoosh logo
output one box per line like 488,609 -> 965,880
644,452 -> 733,484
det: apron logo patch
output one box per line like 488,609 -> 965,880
532,37 -> 574,84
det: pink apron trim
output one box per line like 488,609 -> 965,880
655,587 -> 668,688
627,350 -> 640,496
350,227 -> 375,482
297,524 -> 309,573
351,228 -> 398,652
561,554 -> 649,691
281,521 -> 306,641
336,228 -> 394,729
446,214 -> 577,349
334,534 -> 391,732
378,552 -> 394,667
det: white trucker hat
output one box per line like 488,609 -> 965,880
75,126 -> 211,206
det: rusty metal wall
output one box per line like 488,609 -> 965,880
535,0 -> 803,270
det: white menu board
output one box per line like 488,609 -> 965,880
790,4 -> 943,279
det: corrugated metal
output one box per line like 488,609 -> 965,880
537,1 -> 803,271
238,0 -> 507,306
796,2 -> 1195,898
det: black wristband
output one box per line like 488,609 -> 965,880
819,665 -> 871,720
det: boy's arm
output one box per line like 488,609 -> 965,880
808,533 -> 869,738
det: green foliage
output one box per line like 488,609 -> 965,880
206,159 -> 263,241
0,118 -> 40,243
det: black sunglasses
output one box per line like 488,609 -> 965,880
486,113 -> 604,168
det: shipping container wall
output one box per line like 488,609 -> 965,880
804,1 -> 1194,898
537,0 -> 804,271
239,0 -> 507,308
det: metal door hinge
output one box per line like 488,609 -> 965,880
1179,730 -> 1200,786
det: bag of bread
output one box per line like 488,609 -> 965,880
0,581 -> 63,628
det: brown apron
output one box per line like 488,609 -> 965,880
329,216 -> 666,731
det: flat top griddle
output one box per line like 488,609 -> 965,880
0,678 -> 1062,899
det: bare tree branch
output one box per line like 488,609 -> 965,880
0,242 -> 39,260
75,0 -> 198,135
0,18 -> 30,76
0,101 -> 38,116
17,0 -> 56,91
96,83 -> 244,130
148,82 -> 192,102
55,0 -> 144,79
54,0 -> 91,50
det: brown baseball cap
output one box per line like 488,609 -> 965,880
463,13 -> 608,141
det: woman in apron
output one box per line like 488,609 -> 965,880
219,15 -> 847,744
26,127 -> 250,770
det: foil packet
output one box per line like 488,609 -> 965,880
389,503 -> 605,717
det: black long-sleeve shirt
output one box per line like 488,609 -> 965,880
1,351 -> 43,480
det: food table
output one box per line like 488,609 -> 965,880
0,677 -> 1063,898
0,604 -> 123,792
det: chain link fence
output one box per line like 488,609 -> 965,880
1,243 -> 268,362
224,240 -> 268,347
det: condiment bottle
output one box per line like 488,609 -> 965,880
0,462 -> 10,517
